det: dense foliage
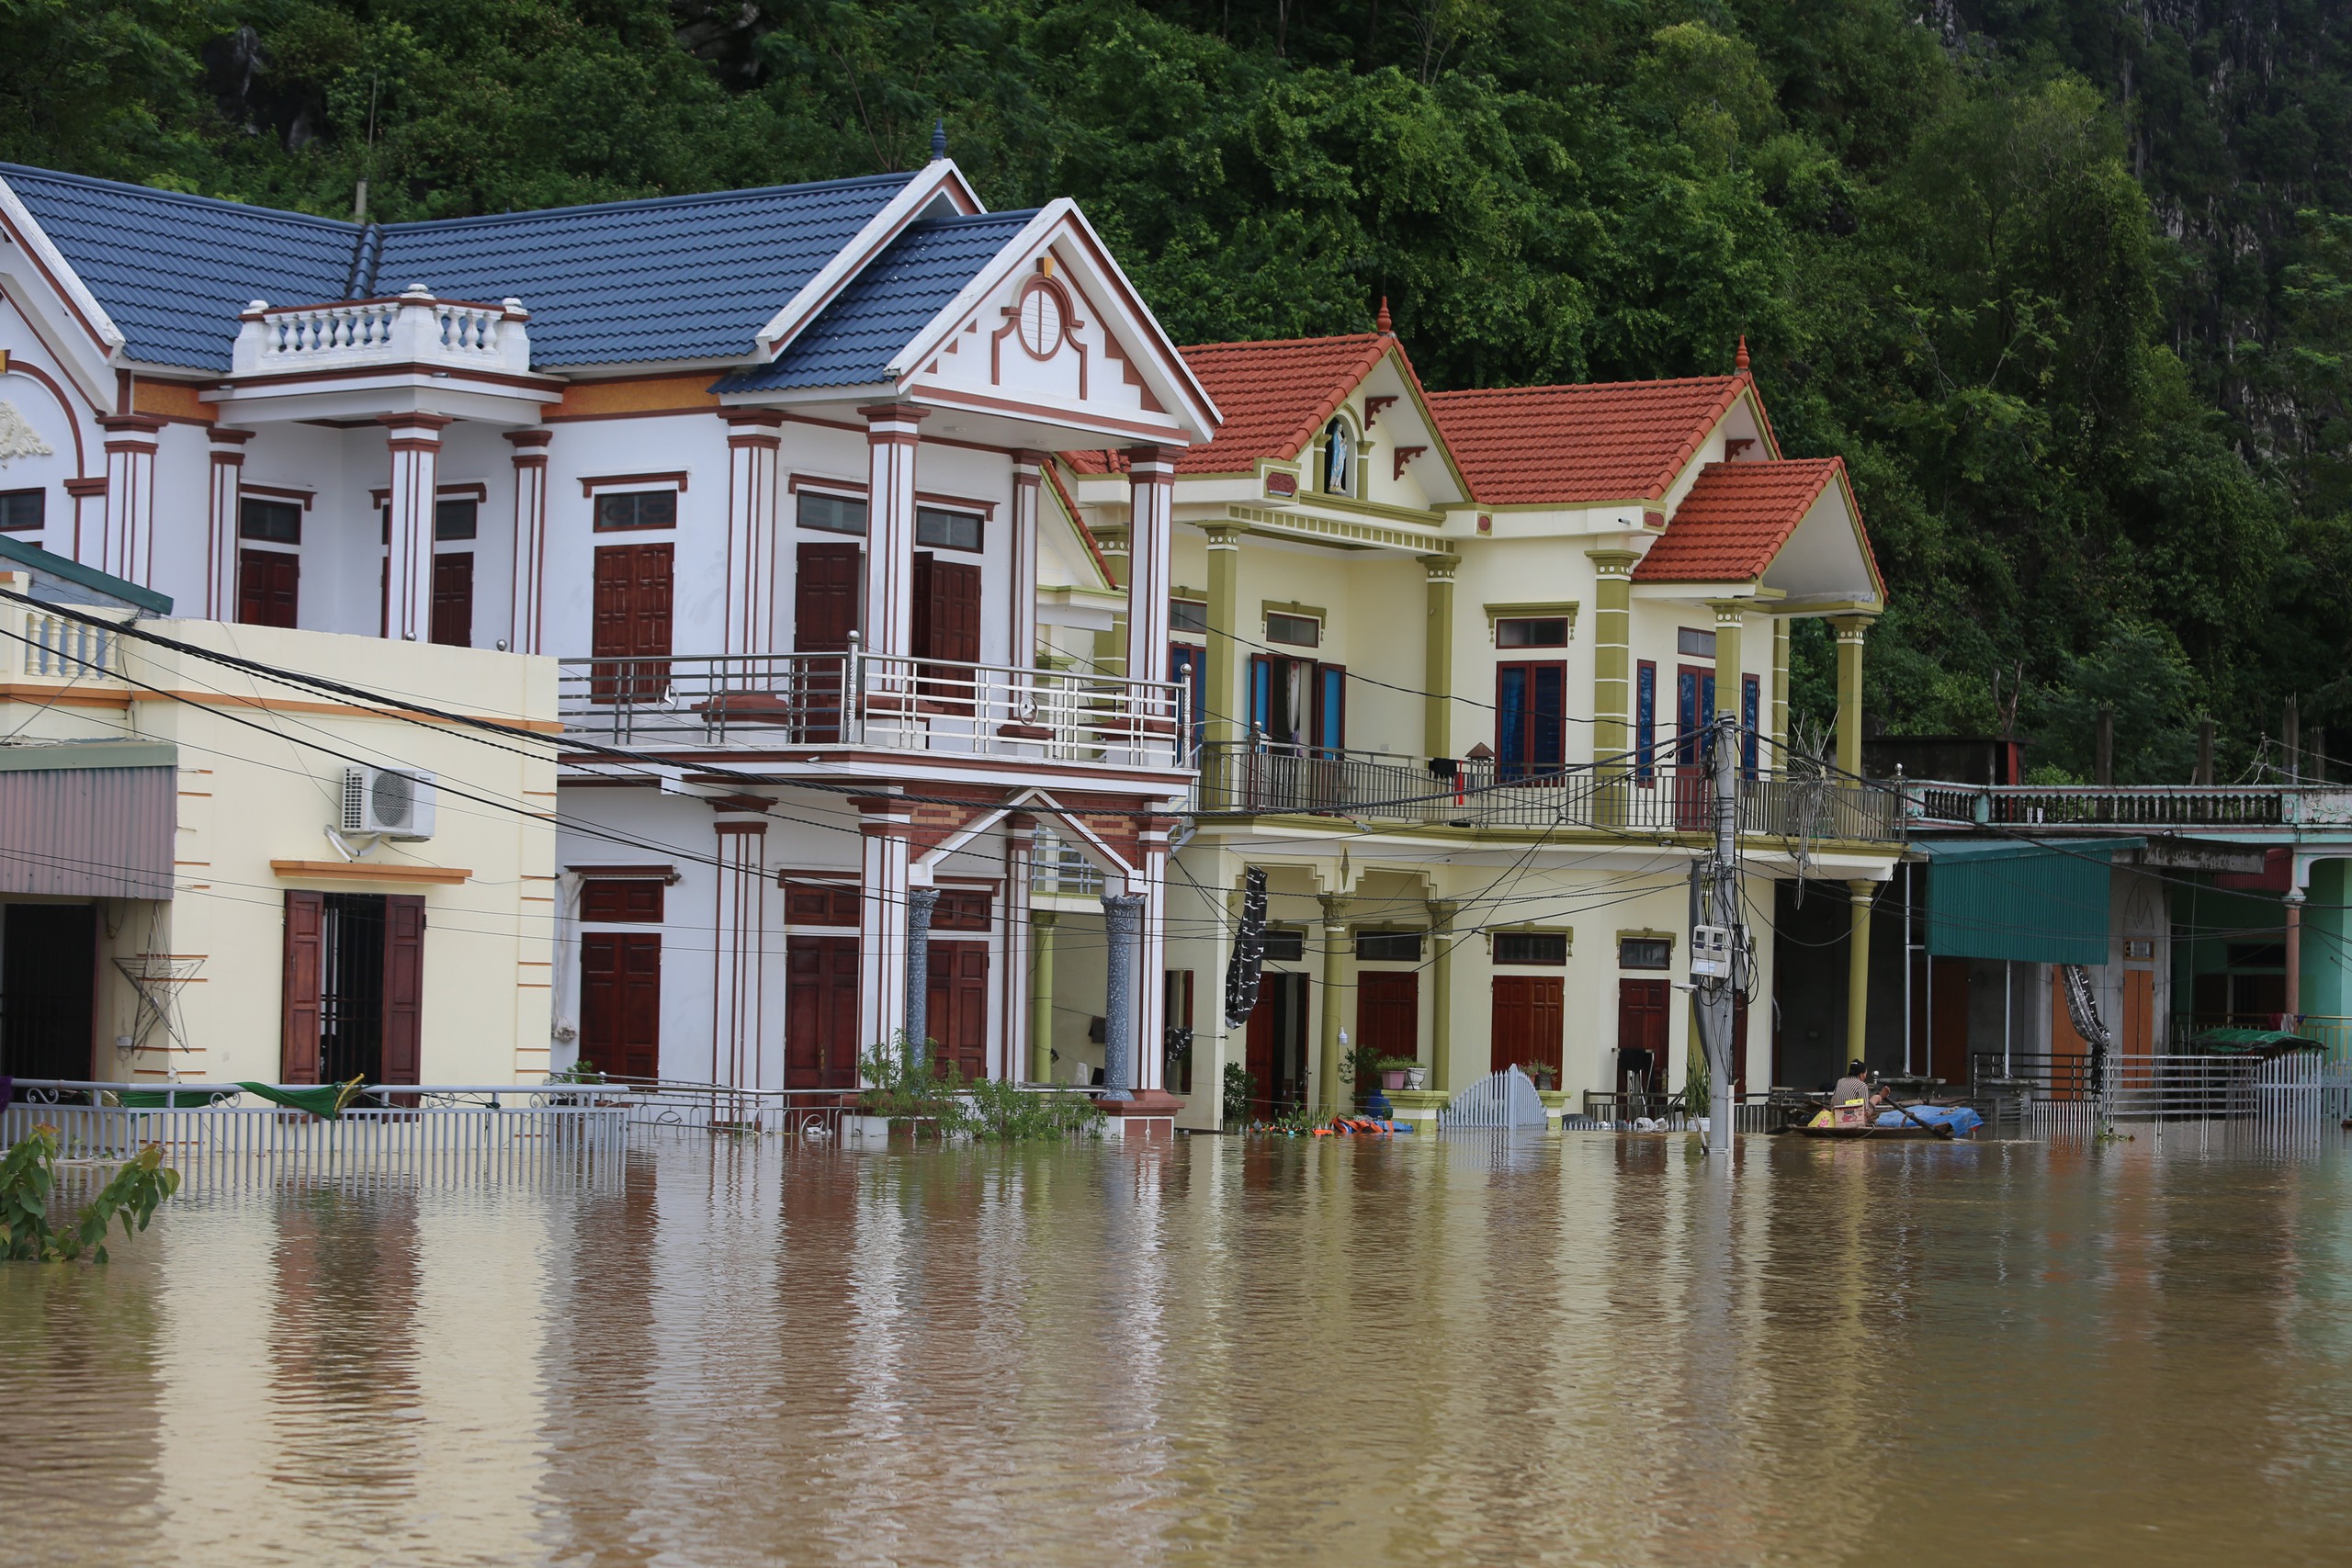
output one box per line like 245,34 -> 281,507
0,1127 -> 181,1263
5,0 -> 2346,781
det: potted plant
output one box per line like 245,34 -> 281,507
1403,1062 -> 1429,1091
1518,1060 -> 1558,1092
1377,1055 -> 1418,1091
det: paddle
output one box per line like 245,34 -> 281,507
1878,1089 -> 1954,1140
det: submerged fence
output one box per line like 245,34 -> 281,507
3,1081 -> 629,1185
1970,1052 -> 2352,1132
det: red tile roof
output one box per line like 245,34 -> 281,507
1063,333 -> 1400,476
1425,377 -> 1754,505
1632,458 -> 1852,582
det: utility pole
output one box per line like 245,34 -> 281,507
1692,712 -> 1741,1156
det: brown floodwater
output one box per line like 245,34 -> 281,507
5,1129 -> 2349,1566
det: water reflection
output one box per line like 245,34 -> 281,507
5,1134 -> 2351,1566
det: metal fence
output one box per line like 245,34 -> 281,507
1193,744 -> 1902,841
1970,1052 -> 2352,1129
3,1081 -> 628,1185
1907,780 -> 2352,829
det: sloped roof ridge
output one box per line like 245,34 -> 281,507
1425,371 -> 1742,400
0,161 -> 358,234
379,171 -> 921,232
1179,330 -> 1386,355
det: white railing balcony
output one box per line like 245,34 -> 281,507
232,285 -> 533,378
11,605 -> 126,683
556,649 -> 1192,773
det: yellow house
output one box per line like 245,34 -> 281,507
1057,323 -> 1899,1126
0,540 -> 555,1087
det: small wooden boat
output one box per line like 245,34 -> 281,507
1793,1102 -> 1984,1140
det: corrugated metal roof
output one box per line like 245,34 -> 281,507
718,211 -> 1035,391
0,762 -> 175,899
1923,839 -> 2123,964
0,740 -> 175,773
0,164 -> 918,373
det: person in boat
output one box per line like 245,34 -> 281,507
1830,1061 -> 1885,1126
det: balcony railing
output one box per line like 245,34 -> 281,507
557,649 -> 1190,771
1193,743 -> 1902,841
1907,780 -> 2352,829
231,286 -> 533,378
11,607 -> 124,682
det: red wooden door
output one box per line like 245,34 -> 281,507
1928,957 -> 1970,1086
593,544 -> 673,701
1357,972 -> 1419,1064
281,891 -> 324,1083
1614,978 -> 1668,1090
1493,976 -> 1566,1077
786,934 -> 861,1089
581,932 -> 662,1080
912,554 -> 981,707
238,549 -> 299,627
380,895 -> 425,1086
1244,974 -> 1307,1117
926,940 -> 990,1083
431,552 -> 474,647
794,542 -> 861,740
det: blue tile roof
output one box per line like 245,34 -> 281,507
0,164 -> 920,373
718,211 -> 1036,392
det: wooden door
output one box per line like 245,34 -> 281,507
238,548 -> 299,627
1494,976 -> 1566,1077
912,553 -> 981,708
1612,977 -> 1669,1089
786,934 -> 861,1089
1674,664 -> 1715,829
379,895 -> 425,1086
1244,974 -> 1306,1117
592,543 -> 673,701
2123,969 -> 2154,1056
282,890 -> 325,1083
2050,970 -> 2091,1098
0,904 -> 96,1080
794,542 -> 861,740
581,932 -> 662,1080
1357,972 -> 1419,1065
431,552 -> 474,647
926,940 -> 990,1083
1928,957 -> 1971,1086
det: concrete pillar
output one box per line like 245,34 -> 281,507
723,410 -> 785,661
1010,451 -> 1044,666
1710,600 -> 1745,737
1428,898 -> 1457,1093
1847,878 -> 1875,1062
1423,555 -> 1456,760
380,413 -> 452,641
860,402 -> 926,660
1102,891 -> 1144,1099
1316,896 -> 1348,1113
1030,910 -> 1058,1084
856,796 -> 914,1058
1124,446 -> 1175,707
904,885 -> 940,1070
1001,814 -> 1035,1082
2286,884 -> 2306,1029
96,413 -> 164,586
1136,818 -> 1173,1093
203,427 -> 252,619
504,430 -> 551,653
713,819 -> 768,1090
1588,551 -> 1638,770
1772,616 -> 1791,761
1832,615 -> 1872,778
1204,525 -> 1243,747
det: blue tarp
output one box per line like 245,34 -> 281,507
1875,1104 -> 1984,1134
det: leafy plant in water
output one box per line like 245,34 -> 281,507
858,1036 -> 1102,1143
1,1126 -> 181,1263
1222,1061 -> 1257,1125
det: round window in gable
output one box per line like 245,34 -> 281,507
1018,283 -> 1065,358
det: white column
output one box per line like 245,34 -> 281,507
96,414 -> 164,585
1000,813 -> 1036,1082
857,795 -> 914,1056
724,411 -> 785,661
712,818 -> 767,1091
504,429 -> 551,653
1123,446 -> 1174,698
204,427 -> 252,619
1009,450 -> 1044,667
1133,815 -> 1172,1093
380,413 -> 451,641
861,402 -> 927,660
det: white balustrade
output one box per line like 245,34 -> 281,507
18,609 -> 123,680
232,285 -> 534,377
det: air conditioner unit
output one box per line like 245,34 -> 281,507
342,765 -> 437,840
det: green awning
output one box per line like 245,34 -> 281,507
2189,1028 -> 2323,1055
1923,839 -> 2130,965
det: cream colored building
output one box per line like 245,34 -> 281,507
0,543 -> 555,1086
1057,327 -> 1901,1127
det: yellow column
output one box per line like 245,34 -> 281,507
1030,911 -> 1057,1083
1204,525 -> 1243,748
1771,617 -> 1791,761
1709,601 -> 1744,718
1422,556 -> 1456,760
1846,880 -> 1873,1063
1832,615 -> 1872,778
1427,898 -> 1456,1093
1589,550 -> 1638,824
1316,895 -> 1348,1114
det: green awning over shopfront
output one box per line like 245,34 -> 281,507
1921,838 -> 2132,965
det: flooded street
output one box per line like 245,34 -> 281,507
6,1131 -> 2351,1566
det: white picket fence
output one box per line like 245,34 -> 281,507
3,1081 -> 628,1186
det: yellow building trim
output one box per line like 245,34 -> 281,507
271,860 -> 472,885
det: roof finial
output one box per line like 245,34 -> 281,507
1376,296 -> 1393,335
1735,334 -> 1750,373
931,119 -> 947,163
